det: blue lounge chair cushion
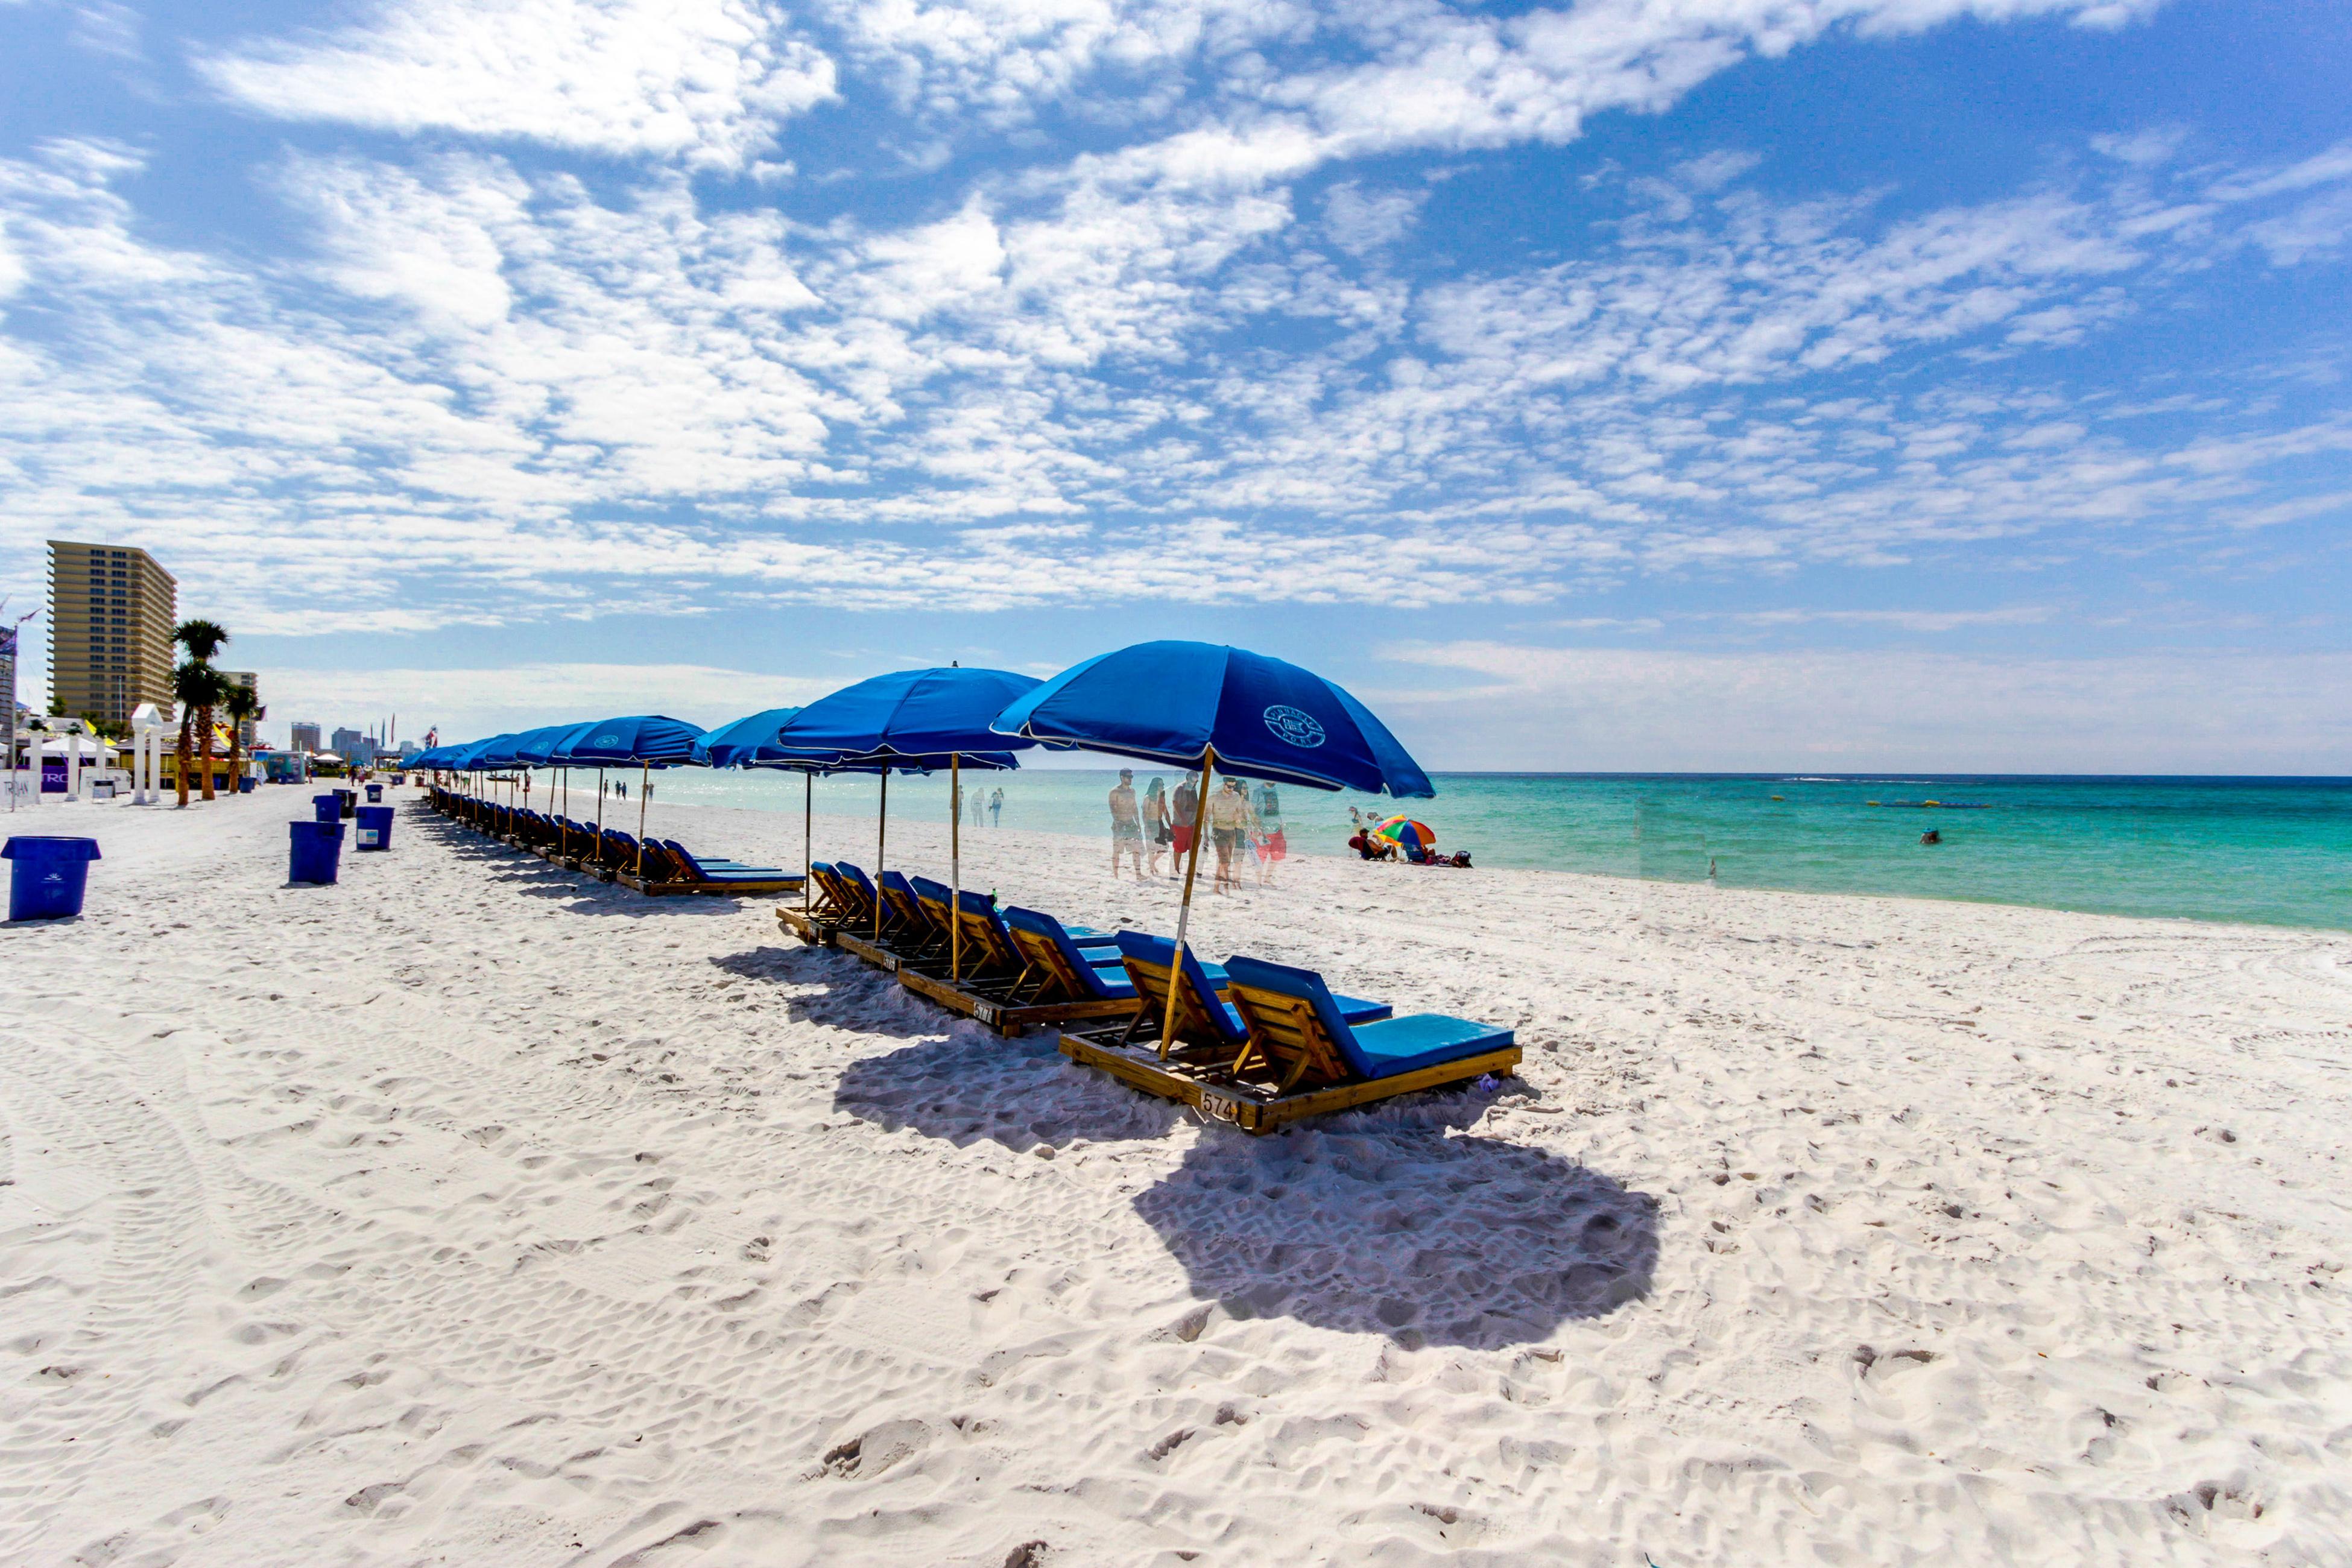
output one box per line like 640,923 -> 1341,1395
1114,934 -> 1380,1042
663,841 -> 783,877
1003,905 -> 1139,999
1221,956 -> 1511,1080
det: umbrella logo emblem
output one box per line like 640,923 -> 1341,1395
594,733 -> 620,745
1263,705 -> 1326,749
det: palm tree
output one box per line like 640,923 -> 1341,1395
170,660 -> 224,806
174,620 -> 229,801
221,683 -> 264,797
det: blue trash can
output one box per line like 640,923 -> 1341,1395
238,776 -> 257,795
312,794 -> 341,824
355,805 -> 394,851
335,789 -> 357,820
365,783 -> 383,803
4,836 -> 101,922
288,820 -> 344,884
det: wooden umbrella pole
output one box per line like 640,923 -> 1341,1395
1160,748 -> 1215,1060
635,762 -> 650,876
950,753 -> 962,982
875,768 -> 888,941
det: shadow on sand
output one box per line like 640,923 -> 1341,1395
1133,1119 -> 1658,1350
417,816 -> 739,918
705,944 -> 956,1041
831,1028 -> 1184,1150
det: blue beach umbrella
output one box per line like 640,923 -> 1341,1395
993,640 -> 1434,1054
991,640 -> 1431,797
553,715 -> 706,877
692,707 -> 805,770
774,668 -> 1048,964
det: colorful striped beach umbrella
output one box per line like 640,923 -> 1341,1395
1374,816 -> 1435,852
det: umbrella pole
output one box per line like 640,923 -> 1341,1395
636,762 -> 649,876
950,753 -> 961,982
876,769 -> 888,942
803,771 -> 812,912
559,768 -> 567,859
1160,748 -> 1216,1060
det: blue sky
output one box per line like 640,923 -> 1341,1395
1,0 -> 2347,770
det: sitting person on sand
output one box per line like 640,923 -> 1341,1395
1348,831 -> 1398,862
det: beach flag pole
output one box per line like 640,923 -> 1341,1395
1160,747 -> 1215,1060
950,753 -> 962,982
635,762 -> 650,877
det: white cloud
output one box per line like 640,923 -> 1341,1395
1323,182 -> 1426,254
1379,641 -> 2352,772
262,660 -> 836,741
198,0 -> 836,169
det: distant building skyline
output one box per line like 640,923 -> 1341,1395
288,721 -> 321,754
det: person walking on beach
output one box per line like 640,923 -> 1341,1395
1171,774 -> 1200,880
1253,781 -> 1285,887
1108,768 -> 1145,879
1143,777 -> 1172,877
1207,777 -> 1254,893
988,787 -> 1002,827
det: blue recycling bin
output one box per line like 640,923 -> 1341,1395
365,783 -> 383,803
4,836 -> 101,922
355,805 -> 394,851
238,776 -> 257,794
312,793 -> 341,824
288,820 -> 344,884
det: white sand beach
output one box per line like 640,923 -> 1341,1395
4,786 -> 2348,1566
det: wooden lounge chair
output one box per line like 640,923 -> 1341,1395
659,839 -> 801,898
776,859 -> 856,944
897,893 -> 1120,1035
1095,932 -> 1384,1057
1199,955 -> 1520,1130
1058,953 -> 1510,1134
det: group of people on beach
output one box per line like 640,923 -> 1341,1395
956,785 -> 1005,828
1107,768 -> 1286,891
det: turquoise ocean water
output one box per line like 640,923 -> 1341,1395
634,769 -> 2351,932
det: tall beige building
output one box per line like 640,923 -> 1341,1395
47,540 -> 177,729
221,669 -> 260,747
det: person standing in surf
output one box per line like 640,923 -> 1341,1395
1108,768 -> 1145,880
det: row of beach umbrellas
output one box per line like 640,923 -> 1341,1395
411,640 -> 1435,1052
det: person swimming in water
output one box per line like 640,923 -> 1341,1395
1921,829 -> 1942,845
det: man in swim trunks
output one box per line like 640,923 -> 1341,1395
1171,774 -> 1199,876
1108,768 -> 1145,879
1206,777 -> 1254,893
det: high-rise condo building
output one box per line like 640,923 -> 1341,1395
289,721 -> 321,753
220,670 -> 259,747
46,541 -> 176,729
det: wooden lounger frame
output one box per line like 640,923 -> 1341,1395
1057,1033 -> 1520,1134
897,966 -> 1136,1038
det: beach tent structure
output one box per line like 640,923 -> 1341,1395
772,668 -> 1046,972
993,640 -> 1433,1053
